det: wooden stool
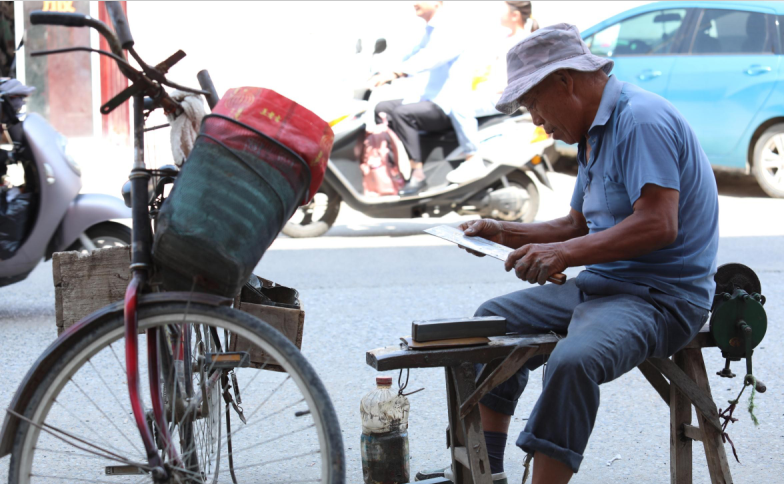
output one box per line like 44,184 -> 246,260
367,326 -> 732,484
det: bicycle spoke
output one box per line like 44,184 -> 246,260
230,423 -> 314,456
7,408 -> 150,472
230,449 -> 320,472
217,396 -> 302,453
30,475 -> 141,484
70,379 -> 143,459
53,401 -> 139,460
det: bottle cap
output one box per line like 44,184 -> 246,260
376,376 -> 393,386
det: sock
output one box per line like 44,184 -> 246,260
410,167 -> 425,182
484,430 -> 507,474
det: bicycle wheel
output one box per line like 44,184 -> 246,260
8,302 -> 345,484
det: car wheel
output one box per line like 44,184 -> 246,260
752,123 -> 784,198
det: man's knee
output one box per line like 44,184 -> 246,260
475,297 -> 504,318
545,340 -> 605,383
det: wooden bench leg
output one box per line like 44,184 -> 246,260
682,349 -> 733,484
670,351 -> 693,484
445,364 -> 493,484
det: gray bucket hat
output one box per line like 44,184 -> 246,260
496,23 -> 613,114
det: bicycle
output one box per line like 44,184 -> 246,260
0,4 -> 345,483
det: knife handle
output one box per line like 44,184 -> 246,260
547,273 -> 567,285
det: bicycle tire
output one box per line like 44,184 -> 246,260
8,302 -> 345,484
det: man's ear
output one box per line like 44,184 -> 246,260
553,70 -> 575,95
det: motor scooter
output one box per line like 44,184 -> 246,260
0,79 -> 131,287
283,98 -> 556,238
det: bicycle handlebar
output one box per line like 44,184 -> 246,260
104,2 -> 134,50
30,11 -> 88,28
30,4 -> 218,114
197,70 -> 219,110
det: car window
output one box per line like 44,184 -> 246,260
690,9 -> 773,54
779,16 -> 784,53
585,9 -> 688,57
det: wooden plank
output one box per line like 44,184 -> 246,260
368,326 -> 715,372
682,349 -> 733,484
683,424 -> 703,442
452,363 -> 493,484
367,334 -> 559,371
445,367 -> 465,484
670,351 -> 693,484
475,358 -> 503,387
53,247 -> 131,334
453,446 -> 470,469
648,357 -> 722,432
638,359 -> 671,405
460,345 -> 539,419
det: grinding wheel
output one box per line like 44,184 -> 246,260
714,263 -> 761,296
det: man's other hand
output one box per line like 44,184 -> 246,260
458,219 -> 505,257
505,243 -> 568,285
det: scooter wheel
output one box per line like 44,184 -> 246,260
484,170 -> 540,223
282,185 -> 341,238
66,222 -> 131,253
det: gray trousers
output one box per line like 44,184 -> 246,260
476,271 -> 709,473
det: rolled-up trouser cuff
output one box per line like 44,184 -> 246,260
516,431 -> 583,473
479,391 -> 518,416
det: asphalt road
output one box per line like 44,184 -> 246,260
1,170 -> 783,483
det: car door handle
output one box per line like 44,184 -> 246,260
637,69 -> 662,81
745,65 -> 772,76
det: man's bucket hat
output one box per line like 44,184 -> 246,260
496,23 -> 614,114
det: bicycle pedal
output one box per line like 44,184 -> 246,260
205,352 -> 250,369
106,465 -> 146,476
231,400 -> 247,424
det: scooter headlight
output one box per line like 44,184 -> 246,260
58,134 -> 81,176
530,126 -> 550,144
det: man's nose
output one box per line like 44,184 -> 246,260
530,112 -> 544,126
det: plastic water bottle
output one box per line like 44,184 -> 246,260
360,376 -> 410,484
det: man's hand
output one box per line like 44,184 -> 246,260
505,243 -> 568,285
458,219 -> 506,257
369,72 -> 399,87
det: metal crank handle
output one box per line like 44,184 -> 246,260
548,273 -> 567,285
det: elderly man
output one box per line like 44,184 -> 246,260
459,24 -> 719,484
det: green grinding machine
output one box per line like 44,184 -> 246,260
711,263 -> 767,393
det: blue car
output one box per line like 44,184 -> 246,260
558,1 -> 784,197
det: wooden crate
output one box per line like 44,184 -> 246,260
53,247 -> 131,335
53,248 -> 305,373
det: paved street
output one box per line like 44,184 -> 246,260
1,170 -> 783,483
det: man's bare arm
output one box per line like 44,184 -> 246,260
507,184 -> 679,284
459,209 -> 588,255
560,184 -> 679,267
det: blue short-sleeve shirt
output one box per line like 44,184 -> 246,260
570,75 -> 718,310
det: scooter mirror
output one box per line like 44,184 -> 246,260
373,38 -> 387,55
121,180 -> 131,208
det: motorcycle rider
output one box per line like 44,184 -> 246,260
370,1 -> 486,196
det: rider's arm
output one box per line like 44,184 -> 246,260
398,26 -> 463,76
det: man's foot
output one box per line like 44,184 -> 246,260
399,177 -> 428,196
414,466 -> 449,481
416,465 -> 506,483
446,156 -> 488,184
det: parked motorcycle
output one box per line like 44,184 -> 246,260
283,102 -> 555,238
0,79 -> 131,287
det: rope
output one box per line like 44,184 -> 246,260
521,452 -> 533,484
719,373 -> 761,463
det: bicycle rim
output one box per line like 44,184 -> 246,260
9,303 -> 344,484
